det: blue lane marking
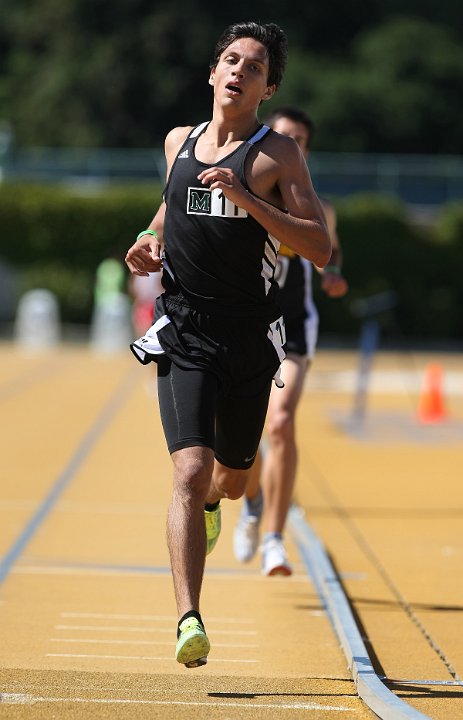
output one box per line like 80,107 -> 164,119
0,368 -> 137,587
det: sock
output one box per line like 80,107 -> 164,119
204,500 -> 220,512
264,532 -> 282,544
177,610 -> 204,638
244,488 -> 263,517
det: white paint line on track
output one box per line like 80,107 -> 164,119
306,369 -> 463,395
0,368 -> 137,588
0,693 -> 354,712
0,500 -> 37,510
289,506 -> 432,720
12,566 -> 168,577
62,612 -> 179,620
2,680 -> 349,694
50,638 -> 258,648
55,624 -> 174,633
45,653 -> 258,663
55,624 -> 258,635
0,500 -> 163,515
54,501 -> 166,515
60,612 -> 256,623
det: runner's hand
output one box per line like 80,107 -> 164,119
125,237 -> 163,276
321,271 -> 348,298
197,166 -> 249,209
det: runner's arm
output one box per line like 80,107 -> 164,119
125,127 -> 192,276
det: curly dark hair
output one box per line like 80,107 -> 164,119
210,21 -> 288,89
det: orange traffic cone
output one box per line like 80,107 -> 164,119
417,363 -> 448,424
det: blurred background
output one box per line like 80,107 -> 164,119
0,0 -> 462,349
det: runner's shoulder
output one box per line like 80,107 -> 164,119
165,125 -> 195,154
262,128 -> 303,164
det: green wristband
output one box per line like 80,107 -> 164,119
324,265 -> 341,275
137,229 -> 158,241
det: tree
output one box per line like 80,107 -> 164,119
277,17 -> 463,153
1,1 -> 462,152
1,0 -> 222,146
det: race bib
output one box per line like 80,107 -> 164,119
187,187 -> 247,218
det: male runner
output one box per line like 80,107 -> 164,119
125,26 -> 331,669
233,106 -> 348,575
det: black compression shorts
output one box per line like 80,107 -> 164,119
153,295 -> 285,469
157,356 -> 272,469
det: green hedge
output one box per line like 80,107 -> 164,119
0,183 -> 462,339
314,194 -> 463,340
0,183 -> 162,323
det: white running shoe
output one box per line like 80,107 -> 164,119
233,515 -> 260,563
261,537 -> 292,576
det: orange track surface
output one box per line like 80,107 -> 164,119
0,344 -> 462,719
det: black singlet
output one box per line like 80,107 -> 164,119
162,122 -> 281,319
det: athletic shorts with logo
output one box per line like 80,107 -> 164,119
275,250 -> 319,359
135,291 -> 286,470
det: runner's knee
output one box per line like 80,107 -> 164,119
214,467 -> 248,500
267,408 -> 295,444
172,448 -> 214,500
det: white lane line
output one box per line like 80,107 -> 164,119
3,680 -> 349,694
0,501 -> 164,515
50,638 -> 258,648
61,612 -> 178,620
0,693 -> 354,711
46,653 -> 258,663
0,368 -> 137,588
55,624 -> 257,635
61,612 -> 256,623
289,506 -> 432,720
0,500 -> 37,510
12,566 -> 167,577
306,368 -> 463,395
54,501 -> 166,515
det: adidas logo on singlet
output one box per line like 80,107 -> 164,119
178,149 -> 189,158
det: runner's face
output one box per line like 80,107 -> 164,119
271,117 -> 310,158
209,38 -> 275,109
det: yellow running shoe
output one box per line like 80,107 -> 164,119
205,504 -> 221,555
175,617 -> 210,668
